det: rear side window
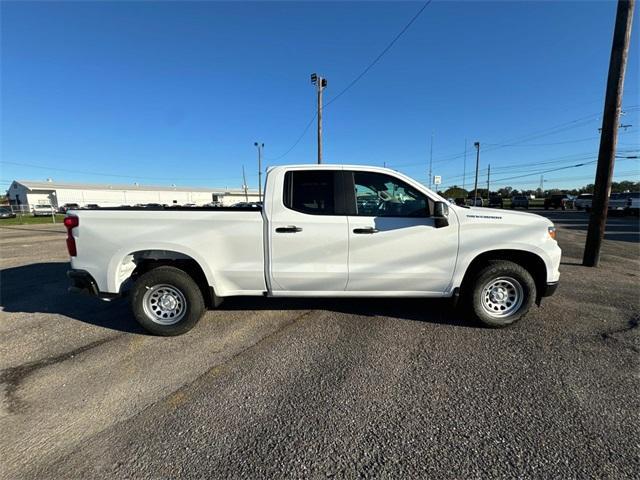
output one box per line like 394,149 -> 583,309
283,170 -> 336,215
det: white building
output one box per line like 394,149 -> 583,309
7,179 -> 260,209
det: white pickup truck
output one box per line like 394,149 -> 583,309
65,165 -> 560,335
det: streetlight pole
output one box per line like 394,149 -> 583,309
473,142 -> 480,204
311,73 -> 327,164
254,142 -> 264,202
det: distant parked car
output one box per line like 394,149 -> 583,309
608,193 -> 629,214
467,197 -> 484,207
144,203 -> 164,209
0,206 -> 16,219
625,192 -> 640,216
488,195 -> 503,208
59,203 -> 80,213
86,203 -> 100,209
32,204 -> 55,216
454,197 -> 466,206
511,195 -> 529,209
232,202 -> 262,208
544,194 -> 571,210
574,193 -> 593,211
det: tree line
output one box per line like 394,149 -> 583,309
441,180 -> 639,199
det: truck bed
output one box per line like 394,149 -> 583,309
69,209 -> 266,296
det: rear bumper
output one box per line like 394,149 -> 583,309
67,269 -> 121,299
67,269 -> 99,296
540,281 -> 559,298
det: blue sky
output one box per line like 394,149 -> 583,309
1,0 -> 639,192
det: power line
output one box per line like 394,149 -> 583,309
267,1 -> 433,161
0,160 -> 257,184
390,106 -> 639,170
323,1 -> 433,109
437,155 -> 639,190
266,115 -> 317,161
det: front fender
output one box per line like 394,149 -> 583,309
450,240 -> 561,291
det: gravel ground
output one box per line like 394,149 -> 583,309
1,211 -> 638,479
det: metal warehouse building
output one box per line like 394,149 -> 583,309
7,179 -> 260,209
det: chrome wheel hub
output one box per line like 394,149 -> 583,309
142,284 -> 187,325
481,276 -> 524,318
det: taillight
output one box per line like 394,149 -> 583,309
64,215 -> 79,256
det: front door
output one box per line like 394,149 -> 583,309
345,170 -> 458,294
269,169 -> 349,292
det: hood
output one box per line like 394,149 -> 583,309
452,206 -> 552,227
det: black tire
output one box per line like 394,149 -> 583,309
468,260 -> 536,328
131,266 -> 205,336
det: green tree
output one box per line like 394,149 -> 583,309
443,186 -> 468,198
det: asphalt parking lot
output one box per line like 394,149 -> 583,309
1,210 -> 639,479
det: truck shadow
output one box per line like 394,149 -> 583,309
0,262 -> 144,334
0,262 -> 478,334
219,296 -> 476,329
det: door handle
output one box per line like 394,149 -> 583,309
353,227 -> 379,234
276,226 -> 303,233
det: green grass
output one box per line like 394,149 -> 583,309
0,214 -> 66,225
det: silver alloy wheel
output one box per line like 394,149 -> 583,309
480,276 -> 524,318
142,284 -> 187,325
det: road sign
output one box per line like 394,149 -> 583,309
433,175 -> 442,185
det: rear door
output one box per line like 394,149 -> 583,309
345,170 -> 458,294
268,169 -> 349,292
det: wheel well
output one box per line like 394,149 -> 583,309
127,251 -> 216,307
461,249 -> 547,296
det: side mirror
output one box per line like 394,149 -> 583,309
433,201 -> 449,228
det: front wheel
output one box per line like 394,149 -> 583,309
131,266 -> 205,336
469,260 -> 536,327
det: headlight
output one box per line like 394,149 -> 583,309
548,226 -> 557,240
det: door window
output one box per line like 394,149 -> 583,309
283,170 -> 336,215
352,171 -> 429,217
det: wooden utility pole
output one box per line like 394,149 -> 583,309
429,132 -> 434,189
463,139 -> 467,192
317,84 -> 323,164
583,0 -> 635,267
311,73 -> 327,164
487,164 -> 491,198
254,142 -> 264,202
473,142 -> 480,203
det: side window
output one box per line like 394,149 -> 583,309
283,170 -> 336,215
353,171 -> 429,217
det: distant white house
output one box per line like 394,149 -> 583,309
6,179 -> 260,209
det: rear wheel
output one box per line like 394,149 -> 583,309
131,266 -> 205,336
469,260 -> 536,327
